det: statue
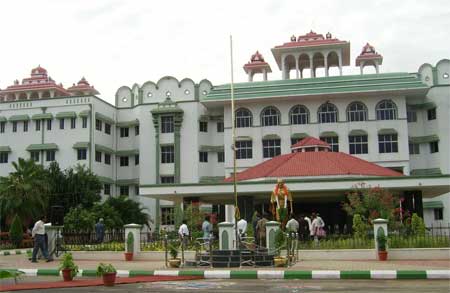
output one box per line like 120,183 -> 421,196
270,179 -> 293,227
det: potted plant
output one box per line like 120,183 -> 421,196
376,228 -> 388,261
124,232 -> 134,261
96,263 -> 117,286
273,229 -> 287,267
168,245 -> 181,268
59,253 -> 79,282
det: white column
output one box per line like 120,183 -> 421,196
295,57 -> 299,79
324,55 -> 329,77
338,51 -> 343,76
309,54 -> 315,78
218,222 -> 236,250
248,72 -> 252,82
263,69 -> 267,81
375,62 -> 380,74
360,64 -> 364,75
281,55 -> 286,80
225,204 -> 235,223
124,223 -> 142,255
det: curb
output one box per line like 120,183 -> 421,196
0,249 -> 31,256
5,269 -> 450,279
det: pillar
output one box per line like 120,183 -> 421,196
174,113 -> 183,183
124,223 -> 142,254
45,225 -> 63,258
281,56 -> 286,80
225,204 -> 235,223
295,58 -> 299,79
360,64 -> 364,75
218,222 -> 236,250
338,53 -> 343,76
324,54 -> 329,77
263,69 -> 267,81
152,115 -> 161,231
266,221 -> 280,254
375,62 -> 380,74
373,218 -> 388,258
248,72 -> 252,82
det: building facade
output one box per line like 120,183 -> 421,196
0,31 -> 449,230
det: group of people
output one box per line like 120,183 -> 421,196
286,212 -> 326,240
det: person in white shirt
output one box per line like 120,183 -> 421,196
237,218 -> 247,238
178,220 -> 189,247
31,216 -> 52,262
286,214 -> 299,234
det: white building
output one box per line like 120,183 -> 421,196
0,31 -> 449,230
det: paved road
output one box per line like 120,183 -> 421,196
5,279 -> 449,293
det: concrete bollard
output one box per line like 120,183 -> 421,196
266,221 -> 280,254
124,223 -> 142,255
218,222 -> 236,250
373,218 -> 388,259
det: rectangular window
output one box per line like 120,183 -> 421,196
23,121 -> 28,132
105,123 -> 111,134
95,151 -> 102,162
430,141 -> 439,153
161,145 -> 174,163
427,108 -> 437,120
434,208 -> 443,220
59,119 -> 65,130
135,154 -> 139,165
95,119 -> 102,131
104,153 -> 111,165
46,150 -> 55,162
199,151 -> 208,162
0,152 -> 8,164
291,138 -> 302,147
104,184 -> 111,195
236,141 -> 253,159
47,120 -> 52,131
120,127 -> 129,137
378,134 -> 398,153
30,151 -> 40,162
161,116 -> 174,133
35,120 -> 41,131
12,121 -> 17,132
217,121 -> 224,133
319,136 -> 339,152
120,156 -> 129,166
135,125 -> 139,136
218,151 -> 225,163
161,176 -> 175,184
262,139 -> 281,158
349,135 -> 368,154
161,207 -> 175,225
120,185 -> 129,196
0,122 -> 5,133
409,143 -> 420,155
82,117 -> 88,128
71,117 -> 76,129
407,110 -> 417,122
199,121 -> 208,132
77,148 -> 87,160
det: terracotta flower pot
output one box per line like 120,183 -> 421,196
124,252 -> 133,261
378,251 -> 388,261
61,268 -> 73,282
169,258 -> 181,268
102,272 -> 117,286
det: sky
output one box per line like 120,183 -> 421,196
0,0 -> 449,105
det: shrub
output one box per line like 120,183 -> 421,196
352,214 -> 368,239
376,228 -> 387,251
274,229 -> 286,256
96,263 -> 116,276
9,215 -> 23,248
58,253 -> 79,278
411,213 -> 426,236
126,232 -> 134,253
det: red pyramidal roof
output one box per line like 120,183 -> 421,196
291,136 -> 330,149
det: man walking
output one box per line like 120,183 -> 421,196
178,220 -> 189,248
31,216 -> 52,263
202,216 -> 212,248
256,213 -> 269,248
95,218 -> 105,243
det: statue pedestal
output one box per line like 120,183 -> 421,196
266,221 -> 280,254
218,222 -> 236,250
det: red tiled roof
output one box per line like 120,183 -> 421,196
291,137 -> 330,149
275,39 -> 347,49
224,151 -> 402,182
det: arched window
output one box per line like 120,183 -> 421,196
376,100 -> 397,120
290,105 -> 309,125
235,108 -> 253,128
261,106 -> 280,126
347,102 -> 368,122
318,103 -> 338,123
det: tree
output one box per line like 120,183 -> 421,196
352,214 -> 368,239
9,215 -> 23,248
410,213 -> 426,236
103,196 -> 151,228
63,207 -> 96,231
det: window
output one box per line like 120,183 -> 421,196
35,120 -> 41,131
199,151 -> 208,162
218,151 -> 225,162
135,125 -> 139,136
77,148 -> 87,160
290,105 -> 309,125
23,121 -> 28,132
261,107 -> 280,126
376,100 -> 397,120
0,153 -> 8,164
120,127 -> 129,137
320,136 -> 339,152
161,145 -> 174,163
235,141 -> 253,159
104,184 -> 111,195
31,151 -> 40,162
291,137 -> 302,146
0,122 -> 5,133
378,134 -> 398,153
217,121 -> 224,132
347,102 -> 367,122
95,119 -> 102,131
120,185 -> 129,196
135,154 -> 139,165
430,141 -> 439,153
105,123 -> 111,134
199,121 -> 208,132
161,207 -> 175,225
120,156 -> 129,166
235,108 -> 253,128
47,120 -> 52,131
104,153 -> 111,165
427,108 -> 436,120
161,176 -> 175,184
349,135 -> 368,154
82,117 -> 87,128
12,122 -> 17,132
95,151 -> 102,162
318,103 -> 338,123
71,118 -> 76,129
407,110 -> 417,122
434,208 -> 443,220
409,143 -> 420,155
59,119 -> 64,130
161,116 -> 174,133
46,150 -> 55,161
262,139 -> 281,158
135,185 -> 139,195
